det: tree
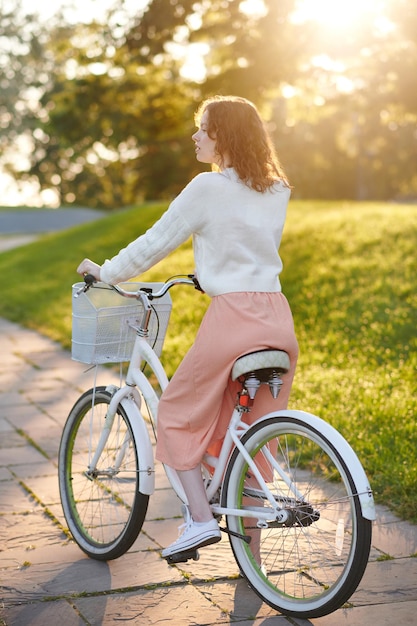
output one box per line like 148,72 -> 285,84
268,0 -> 417,200
31,40 -> 197,207
186,0 -> 305,104
0,0 -> 53,197
19,0 -> 305,207
2,0 -> 417,206
13,3 -> 199,208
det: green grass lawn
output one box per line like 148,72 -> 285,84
0,200 -> 416,522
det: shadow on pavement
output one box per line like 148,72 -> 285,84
4,560 -> 111,625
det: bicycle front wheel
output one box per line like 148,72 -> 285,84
59,386 -> 149,560
224,415 -> 372,618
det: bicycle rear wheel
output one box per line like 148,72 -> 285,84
223,415 -> 372,618
59,386 -> 149,560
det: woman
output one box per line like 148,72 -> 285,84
77,95 -> 299,559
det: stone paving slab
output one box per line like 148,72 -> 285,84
1,316 -> 417,625
75,584 -> 227,626
3,598 -> 88,626
298,601 -> 417,626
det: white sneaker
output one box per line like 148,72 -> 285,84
162,507 -> 221,558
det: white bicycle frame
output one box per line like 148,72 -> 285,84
90,324 -> 376,524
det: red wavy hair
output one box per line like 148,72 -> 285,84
195,95 -> 289,192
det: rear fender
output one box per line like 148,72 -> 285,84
248,409 -> 376,521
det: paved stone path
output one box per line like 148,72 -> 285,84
0,318 -> 416,625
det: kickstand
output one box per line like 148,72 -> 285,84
220,526 -> 251,544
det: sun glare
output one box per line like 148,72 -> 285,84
293,0 -> 386,28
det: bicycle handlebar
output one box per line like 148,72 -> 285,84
79,273 -> 202,300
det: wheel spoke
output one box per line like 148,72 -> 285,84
59,387 -> 149,560
224,416 -> 371,618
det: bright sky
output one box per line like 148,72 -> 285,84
25,0 -> 148,24
294,0 -> 385,25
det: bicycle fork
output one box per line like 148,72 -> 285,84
86,385 -> 155,495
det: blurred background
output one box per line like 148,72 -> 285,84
1,0 -> 416,208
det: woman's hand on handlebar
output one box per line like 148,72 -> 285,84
77,259 -> 101,282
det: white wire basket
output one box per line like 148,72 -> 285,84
71,282 -> 172,364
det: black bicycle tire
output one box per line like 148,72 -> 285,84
223,414 -> 372,618
58,386 -> 149,560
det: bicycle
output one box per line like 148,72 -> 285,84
58,274 -> 375,619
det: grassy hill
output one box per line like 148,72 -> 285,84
0,200 -> 416,522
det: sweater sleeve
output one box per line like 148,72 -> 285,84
100,175 -> 208,285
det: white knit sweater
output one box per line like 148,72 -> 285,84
100,168 -> 290,297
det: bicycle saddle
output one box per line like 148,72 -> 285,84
231,349 -> 290,381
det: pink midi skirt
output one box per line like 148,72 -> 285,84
155,291 -> 298,471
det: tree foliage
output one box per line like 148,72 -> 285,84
268,0 -> 417,199
0,1 -> 51,186
32,45 -> 197,206
1,0 -> 417,207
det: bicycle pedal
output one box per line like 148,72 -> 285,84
165,549 -> 200,564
